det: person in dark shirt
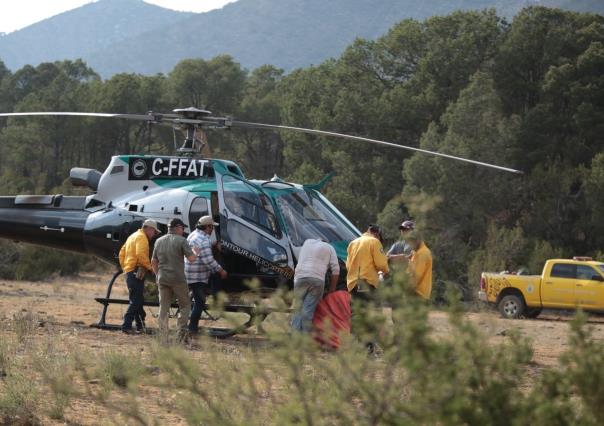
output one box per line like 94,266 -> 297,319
387,220 -> 415,262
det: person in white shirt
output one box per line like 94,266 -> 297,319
291,238 -> 340,332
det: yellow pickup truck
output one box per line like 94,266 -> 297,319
478,257 -> 604,319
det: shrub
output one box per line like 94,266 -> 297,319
0,240 -> 19,280
0,371 -> 40,425
99,351 -> 143,390
11,310 -> 37,344
0,241 -> 107,281
527,240 -> 565,275
33,347 -> 76,421
147,273 -> 540,424
468,223 -> 529,293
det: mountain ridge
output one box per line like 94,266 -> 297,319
0,0 -> 602,78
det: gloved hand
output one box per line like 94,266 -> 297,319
135,266 -> 146,280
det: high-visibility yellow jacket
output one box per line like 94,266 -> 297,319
409,242 -> 433,299
119,229 -> 152,273
346,233 -> 389,290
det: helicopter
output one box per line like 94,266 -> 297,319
0,107 -> 522,336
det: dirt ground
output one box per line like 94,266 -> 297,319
2,272 -> 604,424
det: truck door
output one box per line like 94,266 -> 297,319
542,263 -> 576,308
215,171 -> 294,281
574,265 -> 604,309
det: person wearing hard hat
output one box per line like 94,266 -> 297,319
185,215 -> 228,334
119,219 -> 161,334
387,220 -> 415,262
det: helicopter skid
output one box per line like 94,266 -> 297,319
91,271 -> 279,338
91,298 -> 270,338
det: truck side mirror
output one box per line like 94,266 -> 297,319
591,275 -> 604,282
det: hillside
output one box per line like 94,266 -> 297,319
0,0 -> 602,77
0,0 -> 194,72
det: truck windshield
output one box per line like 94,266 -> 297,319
276,190 -> 357,246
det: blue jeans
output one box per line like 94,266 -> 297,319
122,272 -> 146,331
188,282 -> 209,332
291,277 -> 325,332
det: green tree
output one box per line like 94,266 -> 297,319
403,72 -> 521,282
221,65 -> 285,178
169,55 -> 246,113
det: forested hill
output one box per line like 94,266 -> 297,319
0,0 -> 603,78
0,7 -> 603,290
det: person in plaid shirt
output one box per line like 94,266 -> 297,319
185,215 -> 228,333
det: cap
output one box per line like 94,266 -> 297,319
197,215 -> 219,226
142,219 -> 161,234
399,220 -> 415,230
168,218 -> 187,229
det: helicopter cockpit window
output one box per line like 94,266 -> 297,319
277,190 -> 358,246
222,175 -> 280,237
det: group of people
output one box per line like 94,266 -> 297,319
290,220 -> 433,335
119,216 -> 226,343
118,214 -> 432,345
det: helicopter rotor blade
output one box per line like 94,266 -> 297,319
0,111 -> 523,174
230,121 -> 524,175
0,111 -> 166,122
0,112 -> 230,129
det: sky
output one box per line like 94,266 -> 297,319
0,0 -> 238,34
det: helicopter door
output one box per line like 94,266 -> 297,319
216,173 -> 294,279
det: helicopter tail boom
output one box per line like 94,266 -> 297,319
0,195 -> 89,253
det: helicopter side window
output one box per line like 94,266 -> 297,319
222,176 -> 280,237
188,197 -> 209,229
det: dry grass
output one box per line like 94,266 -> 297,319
1,273 -> 604,424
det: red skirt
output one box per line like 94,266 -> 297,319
312,290 -> 352,349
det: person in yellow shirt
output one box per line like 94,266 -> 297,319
118,219 -> 160,333
346,225 -> 389,294
346,225 -> 389,353
405,232 -> 433,300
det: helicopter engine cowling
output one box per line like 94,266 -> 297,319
0,195 -> 89,253
70,167 -> 102,191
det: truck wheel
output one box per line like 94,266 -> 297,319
524,308 -> 542,318
498,294 -> 525,319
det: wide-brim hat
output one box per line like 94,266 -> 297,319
197,215 -> 219,226
142,219 -> 161,234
